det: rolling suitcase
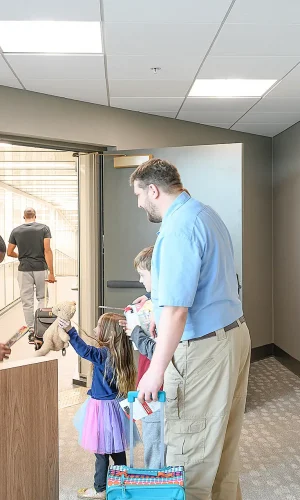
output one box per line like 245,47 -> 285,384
107,391 -> 185,500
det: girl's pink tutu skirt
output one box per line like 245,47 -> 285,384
73,397 -> 140,454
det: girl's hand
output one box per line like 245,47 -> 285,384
58,318 -> 72,332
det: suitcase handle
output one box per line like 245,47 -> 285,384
129,391 -> 165,469
128,391 -> 166,403
126,468 -> 159,476
44,278 -> 58,308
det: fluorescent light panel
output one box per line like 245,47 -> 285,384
0,162 -> 75,168
0,178 -> 77,183
0,21 -> 102,54
189,79 -> 277,98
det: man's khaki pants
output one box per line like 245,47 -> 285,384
164,321 -> 251,500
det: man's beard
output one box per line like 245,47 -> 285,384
144,199 -> 162,223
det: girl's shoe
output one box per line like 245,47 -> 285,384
77,487 -> 106,499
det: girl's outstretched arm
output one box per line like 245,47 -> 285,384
64,325 -> 106,364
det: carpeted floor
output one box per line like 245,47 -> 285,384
59,357 -> 300,499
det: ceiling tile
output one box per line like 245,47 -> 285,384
109,80 -> 189,98
198,56 -> 299,80
227,0 -> 300,24
22,79 -> 108,105
110,97 -> 183,112
231,122 -> 292,137
266,64 -> 300,98
251,97 -> 300,113
107,55 -> 199,81
182,97 -> 258,113
105,23 -> 219,56
210,24 -> 300,57
0,0 -> 100,21
103,0 -> 232,23
237,112 -> 300,125
6,55 -> 105,80
0,56 -> 22,89
177,110 -> 241,124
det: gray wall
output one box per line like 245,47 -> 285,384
104,144 -> 242,309
0,85 -> 272,348
273,122 -> 300,358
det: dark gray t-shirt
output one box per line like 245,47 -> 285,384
9,223 -> 51,271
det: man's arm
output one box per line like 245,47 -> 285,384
7,243 -> 18,259
137,231 -> 202,402
0,235 -> 6,263
44,238 -> 56,283
7,231 -> 18,259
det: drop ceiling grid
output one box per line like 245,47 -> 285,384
0,0 -> 299,135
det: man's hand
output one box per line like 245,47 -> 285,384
133,295 -> 148,306
46,273 -> 56,283
137,367 -> 164,403
0,344 -> 11,361
149,318 -> 157,339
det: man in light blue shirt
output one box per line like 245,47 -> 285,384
151,191 -> 243,340
130,159 -> 251,500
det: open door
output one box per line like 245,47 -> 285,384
102,143 -> 243,310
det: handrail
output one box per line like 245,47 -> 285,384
55,249 -> 76,261
55,249 -> 77,277
0,260 -> 19,312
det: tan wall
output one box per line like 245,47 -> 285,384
273,122 -> 300,359
0,86 -> 272,348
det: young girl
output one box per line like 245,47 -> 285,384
59,313 -> 140,500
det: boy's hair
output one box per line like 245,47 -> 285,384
130,158 -> 183,194
95,313 -> 136,397
134,245 -> 154,271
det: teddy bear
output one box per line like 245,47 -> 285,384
34,301 -> 76,357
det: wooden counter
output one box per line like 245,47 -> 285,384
0,357 -> 59,499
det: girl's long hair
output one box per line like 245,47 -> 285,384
95,313 -> 136,397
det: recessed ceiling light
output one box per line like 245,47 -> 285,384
189,79 -> 277,98
0,21 -> 102,54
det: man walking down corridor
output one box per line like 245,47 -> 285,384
7,207 -> 55,343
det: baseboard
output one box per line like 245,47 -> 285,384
251,343 -> 274,362
73,376 -> 87,387
273,345 -> 300,378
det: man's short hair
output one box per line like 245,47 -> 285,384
134,246 -> 154,271
130,158 -> 183,194
24,207 -> 36,219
